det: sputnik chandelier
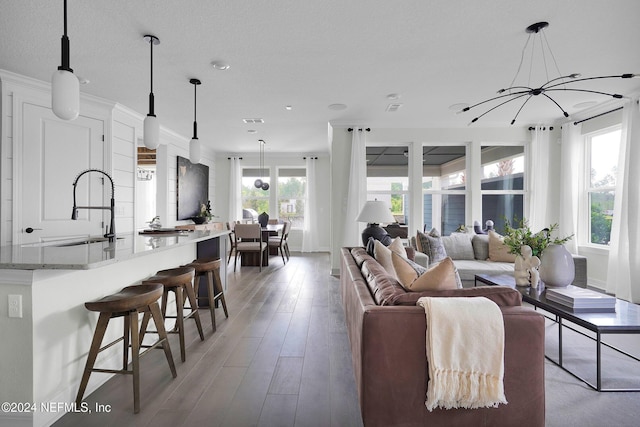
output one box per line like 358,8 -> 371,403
459,21 -> 638,125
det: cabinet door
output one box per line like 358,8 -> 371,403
20,102 -> 105,244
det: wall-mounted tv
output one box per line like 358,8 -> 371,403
177,156 -> 209,220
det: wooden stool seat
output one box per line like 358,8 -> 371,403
142,266 -> 204,363
76,283 -> 177,414
184,258 -> 229,332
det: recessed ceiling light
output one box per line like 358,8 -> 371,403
328,103 -> 347,111
387,93 -> 400,100
573,101 -> 598,109
78,76 -> 90,85
211,61 -> 230,71
285,105 -> 292,111
247,129 -> 257,134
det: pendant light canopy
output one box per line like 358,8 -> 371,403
254,139 -> 269,190
51,0 -> 79,121
189,78 -> 202,164
143,35 -> 160,149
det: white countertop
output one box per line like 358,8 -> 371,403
0,230 -> 229,270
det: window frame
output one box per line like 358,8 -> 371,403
276,167 -> 307,230
581,125 -> 622,248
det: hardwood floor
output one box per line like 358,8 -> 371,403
54,253 -> 364,427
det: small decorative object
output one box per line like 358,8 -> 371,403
258,211 -> 269,227
148,216 -> 162,230
514,245 -> 541,287
539,244 -> 575,287
192,201 -> 213,224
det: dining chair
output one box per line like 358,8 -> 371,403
226,222 -> 236,265
267,219 -> 279,225
233,223 -> 268,272
268,220 -> 290,264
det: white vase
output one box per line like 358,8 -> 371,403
539,244 -> 575,287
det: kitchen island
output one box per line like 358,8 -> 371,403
0,229 -> 229,427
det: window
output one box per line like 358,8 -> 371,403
241,169 -> 269,214
586,127 -> 621,245
366,146 -> 409,225
278,168 -> 306,229
423,145 -> 466,235
480,145 -> 525,234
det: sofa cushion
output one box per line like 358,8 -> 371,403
441,233 -> 475,260
452,259 -> 515,283
472,234 -> 490,260
389,285 -> 523,307
416,228 -> 447,264
351,247 -> 374,268
360,258 -> 406,305
393,254 -> 459,292
488,230 -> 517,262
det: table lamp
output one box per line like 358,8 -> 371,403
356,200 -> 395,246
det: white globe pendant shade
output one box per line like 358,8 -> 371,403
189,137 -> 201,164
51,69 -> 79,120
143,115 -> 160,149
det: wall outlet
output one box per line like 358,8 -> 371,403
8,294 -> 22,318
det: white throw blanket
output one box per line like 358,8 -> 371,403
416,297 -> 507,411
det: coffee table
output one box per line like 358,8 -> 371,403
475,273 -> 640,392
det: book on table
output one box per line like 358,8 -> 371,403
545,287 -> 616,312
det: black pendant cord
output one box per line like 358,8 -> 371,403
148,37 -> 155,116
193,82 -> 198,138
58,0 -> 72,72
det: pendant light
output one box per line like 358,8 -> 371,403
143,35 -> 160,149
189,78 -> 202,164
51,0 -> 79,121
254,139 -> 269,190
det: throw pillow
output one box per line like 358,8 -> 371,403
441,233 -> 475,260
391,251 -> 428,286
374,237 -> 407,277
471,234 -> 490,260
488,230 -> 517,262
393,254 -> 459,292
366,237 -> 376,257
416,228 -> 447,264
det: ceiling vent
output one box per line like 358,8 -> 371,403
242,118 -> 264,124
386,103 -> 403,112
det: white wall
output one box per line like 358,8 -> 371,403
214,151 -> 331,252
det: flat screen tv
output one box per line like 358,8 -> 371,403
177,156 -> 209,220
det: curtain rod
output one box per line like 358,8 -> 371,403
227,156 -> 243,159
347,127 -> 370,132
573,107 -> 623,126
303,156 -> 318,159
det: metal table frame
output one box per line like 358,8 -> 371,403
475,274 -> 640,392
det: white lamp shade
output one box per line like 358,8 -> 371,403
189,138 -> 201,164
51,69 -> 79,120
356,200 -> 395,224
143,115 -> 160,149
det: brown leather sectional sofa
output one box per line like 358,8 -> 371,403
340,247 -> 545,426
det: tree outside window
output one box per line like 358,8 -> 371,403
277,172 -> 306,228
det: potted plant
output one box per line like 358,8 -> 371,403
502,218 -> 572,258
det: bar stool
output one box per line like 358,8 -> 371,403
75,283 -> 177,414
184,258 -> 229,332
141,266 -> 204,362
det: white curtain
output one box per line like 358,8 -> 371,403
302,157 -> 318,252
343,129 -> 367,247
228,157 -> 242,223
606,97 -> 640,303
528,126 -> 551,231
558,122 -> 582,254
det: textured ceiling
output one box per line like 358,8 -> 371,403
1,0 -> 639,155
